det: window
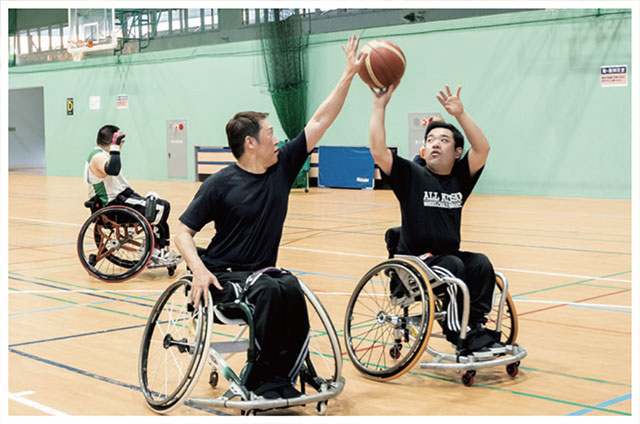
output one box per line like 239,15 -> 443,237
203,8 -> 218,31
187,9 -> 201,32
157,10 -> 169,33
51,26 -> 62,50
29,28 -> 40,53
40,27 -> 50,51
242,9 -> 257,25
62,24 -> 70,48
171,9 -> 184,32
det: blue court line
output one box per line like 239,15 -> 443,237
9,323 -> 149,348
566,393 -> 632,415
569,303 -> 631,314
8,347 -> 228,416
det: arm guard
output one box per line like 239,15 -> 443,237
104,149 -> 121,176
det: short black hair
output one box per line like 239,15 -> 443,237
97,124 -> 119,146
225,112 -> 269,159
424,121 -> 464,150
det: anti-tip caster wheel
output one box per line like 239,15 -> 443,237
209,370 -> 219,388
462,370 -> 476,387
389,344 -> 402,360
506,361 -> 520,377
168,265 -> 176,277
316,400 -> 327,415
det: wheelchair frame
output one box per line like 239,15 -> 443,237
344,254 -> 527,387
77,200 -> 180,282
138,275 -> 345,415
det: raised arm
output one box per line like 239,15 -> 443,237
369,85 -> 396,176
436,85 -> 490,176
304,34 -> 366,152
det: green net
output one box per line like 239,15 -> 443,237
259,9 -> 309,188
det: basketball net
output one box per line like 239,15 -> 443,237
68,40 -> 87,62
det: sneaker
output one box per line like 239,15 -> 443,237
151,248 -> 164,264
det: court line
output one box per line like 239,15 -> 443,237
566,393 -> 632,415
518,288 -> 631,317
8,390 -> 68,416
514,270 -> 632,297
9,215 -> 632,282
512,298 -> 631,310
9,275 -> 157,309
9,277 -> 630,413
462,239 -> 630,256
281,246 -> 632,282
8,348 -> 228,416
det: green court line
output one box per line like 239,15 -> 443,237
513,270 -> 632,297
340,355 -> 630,415
578,282 -> 632,290
9,271 -> 160,305
9,286 -> 150,321
519,366 -> 631,387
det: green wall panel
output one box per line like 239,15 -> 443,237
9,9 -> 632,198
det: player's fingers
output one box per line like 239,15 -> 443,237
456,85 -> 462,97
445,84 -> 452,96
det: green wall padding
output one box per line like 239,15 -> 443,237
9,8 -> 632,199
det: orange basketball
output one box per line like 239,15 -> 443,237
358,39 -> 406,90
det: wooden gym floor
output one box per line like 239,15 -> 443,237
5,173 -> 634,418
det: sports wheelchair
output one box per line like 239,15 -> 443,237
77,196 -> 182,282
344,227 -> 526,387
138,273 -> 345,415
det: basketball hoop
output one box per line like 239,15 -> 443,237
68,40 -> 87,62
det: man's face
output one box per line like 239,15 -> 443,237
422,127 -> 461,174
253,119 -> 279,167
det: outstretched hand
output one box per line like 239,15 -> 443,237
372,84 -> 396,108
342,34 -> 367,76
436,85 -> 464,118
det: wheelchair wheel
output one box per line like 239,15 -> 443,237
138,276 -> 213,413
487,274 -> 519,345
344,258 -> 435,381
296,279 -> 342,394
77,206 -> 154,282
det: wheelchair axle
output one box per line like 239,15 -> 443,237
163,333 -> 194,354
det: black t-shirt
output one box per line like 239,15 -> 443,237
385,152 -> 483,256
179,130 -> 309,271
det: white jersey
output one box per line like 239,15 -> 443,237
84,147 -> 130,205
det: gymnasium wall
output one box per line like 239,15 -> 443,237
8,9 -> 632,198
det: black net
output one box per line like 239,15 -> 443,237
258,9 -> 309,141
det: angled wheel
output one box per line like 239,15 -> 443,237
77,206 -> 154,282
344,258 -> 435,381
138,276 -> 213,414
486,273 -> 518,345
297,279 -> 342,395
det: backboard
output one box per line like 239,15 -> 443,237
67,8 -> 118,61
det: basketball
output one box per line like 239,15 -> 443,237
358,39 -> 406,90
